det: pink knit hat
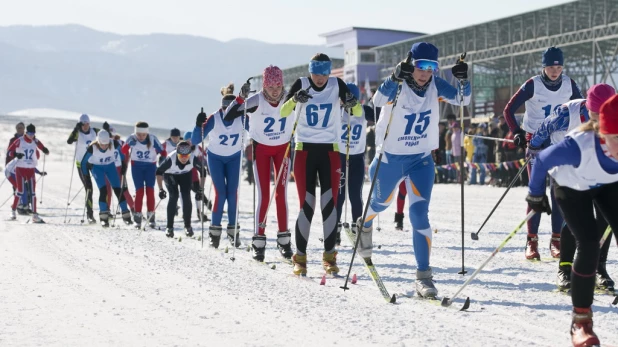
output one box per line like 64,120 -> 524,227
263,65 -> 283,88
586,83 -> 616,113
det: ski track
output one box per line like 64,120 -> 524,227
1,124 -> 617,346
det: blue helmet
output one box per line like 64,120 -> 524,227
346,83 -> 360,100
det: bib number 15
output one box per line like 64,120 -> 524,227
403,110 -> 431,135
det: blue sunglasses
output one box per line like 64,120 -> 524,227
414,59 -> 439,71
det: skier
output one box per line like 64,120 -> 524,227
67,114 -> 99,223
503,46 -> 583,260
5,122 -> 25,165
336,82 -> 376,243
108,125 -> 135,214
6,124 -> 49,223
529,83 -> 616,291
191,84 -> 249,249
183,130 -> 211,222
121,121 -> 166,228
156,140 -> 204,238
160,128 -> 181,164
80,130 -> 133,227
223,65 -> 295,261
367,42 -> 471,297
526,94 -> 618,347
5,157 -> 46,220
279,53 -> 363,275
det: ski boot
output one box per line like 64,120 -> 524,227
121,210 -> 133,225
165,227 -> 174,238
596,262 -> 615,292
26,208 -> 33,215
276,231 -> 293,260
415,267 -> 438,298
86,209 -> 97,224
550,233 -> 561,258
292,253 -> 307,276
252,235 -> 267,262
525,235 -> 540,260
209,225 -> 222,248
146,212 -> 156,228
133,212 -> 142,229
30,212 -> 44,224
336,222 -> 342,246
394,212 -> 404,231
227,225 -> 241,248
557,264 -> 572,292
16,204 -> 28,215
322,251 -> 339,275
351,223 -> 358,235
9,209 -> 16,221
570,308 -> 600,347
185,226 -> 194,238
356,217 -> 373,259
99,211 -> 110,228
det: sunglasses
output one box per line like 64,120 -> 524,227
177,153 -> 191,160
413,59 -> 439,71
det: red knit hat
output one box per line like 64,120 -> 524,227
599,94 -> 618,135
586,83 -> 616,113
263,65 -> 283,88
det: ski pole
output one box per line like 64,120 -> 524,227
471,157 -> 531,240
64,145 -> 78,223
442,210 -> 537,309
199,107 -> 207,248
341,52 -> 411,292
139,199 -> 164,235
39,154 -> 46,204
0,177 -> 7,190
68,186 -> 85,205
80,189 -> 89,224
342,106 -> 351,233
0,192 -> 13,209
457,52 -> 467,276
600,226 -> 612,248
111,174 -> 126,228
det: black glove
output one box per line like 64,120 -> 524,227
391,59 -> 413,82
526,146 -> 542,159
525,194 -> 552,215
196,107 -> 207,127
513,130 -> 528,150
292,88 -> 312,103
40,171 -> 47,176
191,181 -> 201,193
74,122 -> 83,131
343,92 -> 357,110
159,189 -> 167,200
451,60 -> 468,80
15,152 -> 24,159
42,147 -> 49,155
239,81 -> 251,99
121,162 -> 127,176
103,122 -> 110,131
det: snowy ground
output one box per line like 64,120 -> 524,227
1,121 -> 617,347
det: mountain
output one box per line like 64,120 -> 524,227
0,25 -> 341,128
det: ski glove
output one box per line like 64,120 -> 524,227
15,153 -> 24,159
103,122 -> 110,132
513,130 -> 528,150
292,88 -> 312,104
525,194 -> 552,215
451,60 -> 468,80
391,59 -> 414,82
42,147 -> 49,155
159,189 -> 167,200
39,171 -> 47,176
343,93 -> 358,110
74,122 -> 83,131
196,109 -> 207,127
239,82 -> 251,99
526,146 -> 542,159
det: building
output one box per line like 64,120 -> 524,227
250,27 -> 424,102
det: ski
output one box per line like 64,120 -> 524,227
395,291 -> 470,310
344,227 -> 396,304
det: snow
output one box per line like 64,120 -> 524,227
1,122 -> 617,347
5,108 -> 131,126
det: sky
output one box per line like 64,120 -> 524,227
0,0 -> 571,45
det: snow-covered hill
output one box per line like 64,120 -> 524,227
0,121 -> 617,346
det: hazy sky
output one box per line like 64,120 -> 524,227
1,0 -> 570,45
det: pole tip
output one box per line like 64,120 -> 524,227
390,294 -> 397,304
470,233 -> 479,241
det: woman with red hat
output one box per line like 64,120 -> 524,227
526,94 -> 618,347
223,65 -> 295,262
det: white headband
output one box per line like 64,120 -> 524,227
135,127 -> 149,134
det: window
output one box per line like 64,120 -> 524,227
359,51 -> 376,63
345,49 -> 357,65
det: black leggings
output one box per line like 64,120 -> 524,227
336,153 -> 365,225
78,167 -> 94,213
559,202 -> 615,266
293,143 -> 341,254
554,181 -> 618,308
164,172 -> 192,229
